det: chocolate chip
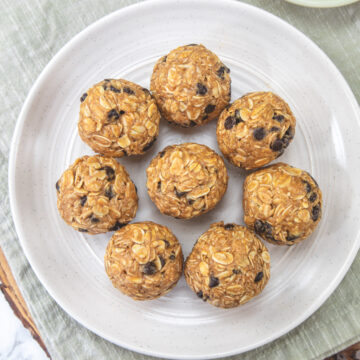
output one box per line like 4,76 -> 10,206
196,290 -> 203,298
164,239 -> 170,248
217,66 -> 225,78
90,215 -> 100,224
143,137 -> 157,152
270,139 -> 283,152
157,181 -> 161,191
209,276 -> 219,288
270,126 -> 280,132
202,115 -> 208,121
80,93 -> 87,102
225,104 -> 231,110
254,220 -> 272,236
142,88 -> 151,95
159,256 -> 166,268
55,181 -> 60,192
109,85 -> 120,93
103,84 -> 108,90
203,295 -> 209,302
80,195 -> 87,206
234,109 -> 244,124
109,221 -> 125,231
272,114 -> 284,122
216,66 -> 230,79
187,43 -> 198,46
159,150 -> 166,158
196,83 -> 207,95
104,79 -> 111,82
233,269 -> 241,274
253,127 -> 266,140
169,253 -> 175,260
224,116 -> 236,130
119,110 -> 125,115
286,233 -> 298,242
303,181 -> 312,193
175,189 -> 187,198
162,56 -> 167,62
143,261 -> 157,275
107,109 -> 119,121
100,166 -> 115,181
205,104 -> 216,113
189,120 -> 197,127
224,223 -> 234,230
78,228 -> 87,232
309,192 -> 317,202
123,87 -> 134,95
105,186 -> 114,200
281,127 -> 294,148
311,204 -> 321,221
188,199 -> 195,205
254,271 -> 263,283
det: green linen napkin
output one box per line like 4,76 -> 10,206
1,0 -> 359,359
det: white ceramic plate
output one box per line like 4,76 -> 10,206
285,0 -> 358,7
9,0 -> 360,358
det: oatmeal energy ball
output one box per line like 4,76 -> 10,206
243,162 -> 322,245
78,79 -> 160,157
150,44 -> 231,127
185,222 -> 270,308
56,155 -> 138,234
146,143 -> 228,219
217,92 -> 296,169
104,222 -> 183,300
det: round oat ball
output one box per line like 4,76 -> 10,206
217,92 -> 296,169
184,222 -> 270,308
78,79 -> 160,157
146,143 -> 228,219
243,162 -> 322,245
56,155 -> 138,234
104,221 -> 183,300
150,44 -> 231,127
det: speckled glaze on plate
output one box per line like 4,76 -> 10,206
9,0 -> 360,358
285,0 -> 358,7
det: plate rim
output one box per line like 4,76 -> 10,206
8,0 -> 360,358
284,0 -> 359,8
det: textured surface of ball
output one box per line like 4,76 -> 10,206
78,79 -> 160,157
185,222 -> 270,308
104,222 -> 183,300
150,44 -> 231,127
243,162 -> 322,245
217,92 -> 296,169
146,143 -> 228,219
56,155 -> 138,234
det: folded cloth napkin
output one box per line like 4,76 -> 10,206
0,0 -> 359,359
